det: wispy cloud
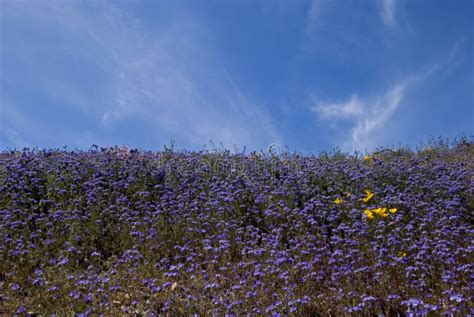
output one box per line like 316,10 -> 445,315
296,0 -> 331,55
311,79 -> 409,151
312,95 -> 364,120
305,0 -> 325,33
380,0 -> 397,30
441,39 -> 469,77
350,82 -> 406,150
1,1 -> 279,150
310,36 -> 469,152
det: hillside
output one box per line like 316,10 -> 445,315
0,140 -> 473,315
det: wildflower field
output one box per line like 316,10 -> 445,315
0,140 -> 473,315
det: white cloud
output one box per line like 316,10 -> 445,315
1,1 -> 280,151
301,0 -> 327,45
380,0 -> 397,30
350,82 -> 406,150
311,95 -> 364,119
311,79 -> 408,151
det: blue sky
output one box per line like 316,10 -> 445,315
1,0 -> 472,153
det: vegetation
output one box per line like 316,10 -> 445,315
0,137 -> 472,315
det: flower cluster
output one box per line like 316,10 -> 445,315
361,189 -> 374,202
364,207 -> 397,219
0,141 -> 472,315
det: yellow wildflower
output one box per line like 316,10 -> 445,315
397,251 -> 407,258
334,198 -> 343,204
364,209 -> 374,220
389,208 -> 397,213
373,207 -> 388,217
346,192 -> 351,197
363,155 -> 372,163
362,190 -> 374,203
